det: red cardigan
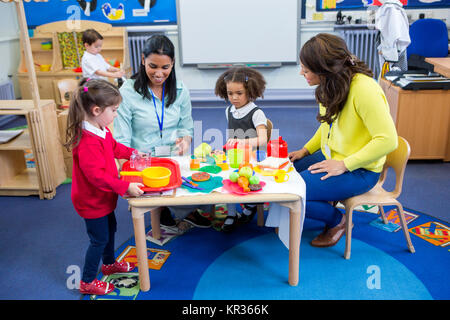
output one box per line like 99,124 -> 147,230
71,128 -> 134,219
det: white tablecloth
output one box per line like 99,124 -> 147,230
170,156 -> 306,249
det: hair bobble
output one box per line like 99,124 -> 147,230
83,86 -> 89,92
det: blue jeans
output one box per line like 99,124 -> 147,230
82,212 -> 117,282
294,152 -> 380,228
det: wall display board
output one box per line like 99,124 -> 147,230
23,0 -> 177,28
177,0 -> 300,67
317,0 -> 450,11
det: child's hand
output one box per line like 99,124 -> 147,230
226,139 -> 241,148
115,70 -> 125,78
128,182 -> 144,197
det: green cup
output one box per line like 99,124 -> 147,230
228,149 -> 243,168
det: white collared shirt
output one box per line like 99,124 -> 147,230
82,120 -> 107,139
226,101 -> 267,128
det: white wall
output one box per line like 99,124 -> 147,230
0,3 -> 21,98
1,3 -> 449,99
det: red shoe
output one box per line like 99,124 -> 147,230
79,279 -> 114,295
101,261 -> 136,275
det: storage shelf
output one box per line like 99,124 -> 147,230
0,129 -> 31,151
0,167 -> 39,191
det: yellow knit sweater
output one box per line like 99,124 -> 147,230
304,73 -> 398,173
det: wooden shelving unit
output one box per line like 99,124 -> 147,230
0,100 -> 66,199
17,20 -> 130,105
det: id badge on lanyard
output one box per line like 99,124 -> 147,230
324,122 -> 332,159
151,86 -> 170,157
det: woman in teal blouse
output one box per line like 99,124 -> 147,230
114,34 -> 211,228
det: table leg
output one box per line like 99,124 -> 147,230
131,206 -> 152,292
280,200 -> 302,286
150,207 -> 162,240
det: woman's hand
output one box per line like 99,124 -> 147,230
127,182 -> 144,197
308,159 -> 348,180
288,147 -> 310,162
175,136 -> 192,155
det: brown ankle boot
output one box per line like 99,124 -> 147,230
310,215 -> 349,248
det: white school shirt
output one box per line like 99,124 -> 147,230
225,101 -> 267,128
81,51 -> 111,80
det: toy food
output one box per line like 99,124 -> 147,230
191,171 -> 210,182
229,172 -> 239,183
237,176 -> 250,192
194,143 -> 212,158
239,162 -> 252,170
249,183 -> 262,191
190,158 -> 200,170
248,175 -> 260,185
238,166 -> 253,179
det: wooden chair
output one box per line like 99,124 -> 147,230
256,118 -> 273,226
57,79 -> 78,109
341,136 -> 415,259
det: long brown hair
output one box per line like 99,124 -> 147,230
300,33 -> 373,124
64,78 -> 121,151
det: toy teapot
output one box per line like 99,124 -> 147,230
267,136 -> 288,158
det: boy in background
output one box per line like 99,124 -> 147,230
81,29 -> 125,81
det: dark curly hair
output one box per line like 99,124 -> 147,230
215,67 -> 266,102
300,33 -> 373,124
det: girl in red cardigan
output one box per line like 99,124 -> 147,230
65,78 -> 144,296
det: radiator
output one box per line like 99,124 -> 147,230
128,33 -> 161,75
340,29 -> 380,79
0,80 -> 15,100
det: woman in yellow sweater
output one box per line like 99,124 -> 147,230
289,33 -> 398,247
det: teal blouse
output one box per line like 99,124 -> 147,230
114,79 -> 194,154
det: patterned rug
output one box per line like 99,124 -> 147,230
84,204 -> 449,300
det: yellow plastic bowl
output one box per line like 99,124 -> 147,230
141,166 -> 171,188
40,64 -> 51,72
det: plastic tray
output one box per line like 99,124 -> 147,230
120,157 -> 182,193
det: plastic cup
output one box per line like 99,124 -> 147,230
228,149 -> 243,168
274,169 -> 289,183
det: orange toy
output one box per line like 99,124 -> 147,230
190,159 -> 200,170
237,176 -> 250,192
239,162 -> 253,170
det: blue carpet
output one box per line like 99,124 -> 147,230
86,206 -> 449,300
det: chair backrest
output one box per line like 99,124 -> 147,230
407,19 -> 448,59
377,136 -> 410,198
266,118 -> 273,142
57,79 -> 79,107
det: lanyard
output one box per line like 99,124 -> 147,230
151,85 -> 165,139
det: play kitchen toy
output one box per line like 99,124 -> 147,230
120,166 -> 172,188
274,169 -> 289,183
267,136 -> 288,158
120,157 -> 181,193
257,136 -> 291,170
225,163 -> 263,193
130,150 -> 151,171
182,176 -> 205,190
34,63 -> 51,72
40,41 -> 52,50
223,141 -> 253,168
